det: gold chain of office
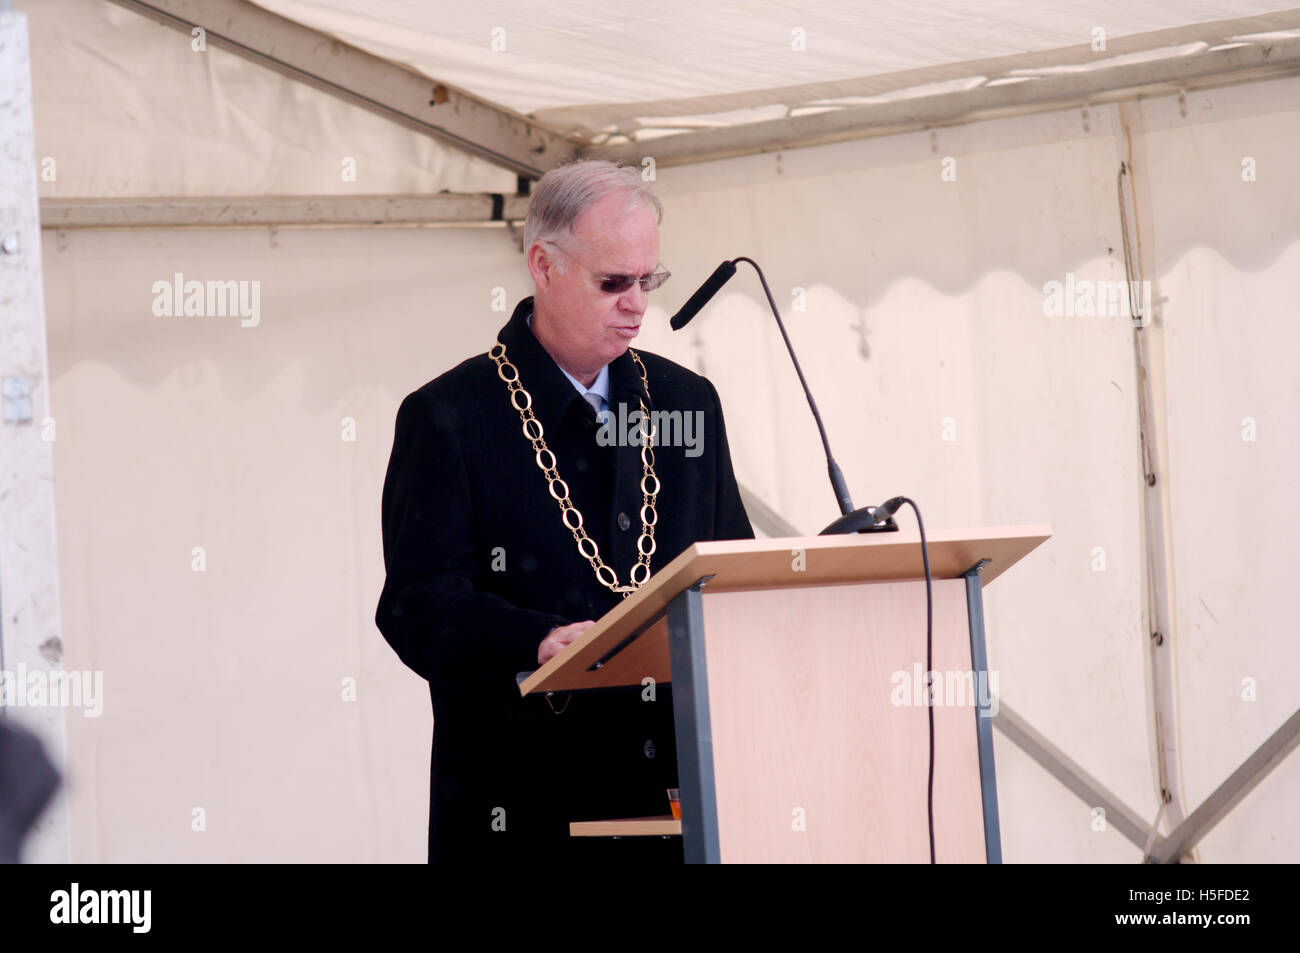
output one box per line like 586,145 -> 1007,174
489,341 -> 660,598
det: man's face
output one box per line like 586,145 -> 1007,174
532,192 -> 661,369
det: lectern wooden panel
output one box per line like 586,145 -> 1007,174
702,580 -> 984,862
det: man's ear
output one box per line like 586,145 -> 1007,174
526,241 -> 553,291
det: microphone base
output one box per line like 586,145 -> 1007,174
818,507 -> 900,536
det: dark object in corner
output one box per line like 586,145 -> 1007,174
0,720 -> 62,863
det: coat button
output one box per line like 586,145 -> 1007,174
643,739 -> 656,759
618,511 -> 631,531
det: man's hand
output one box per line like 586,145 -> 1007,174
537,620 -> 595,665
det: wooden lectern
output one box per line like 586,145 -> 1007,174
518,525 -> 1050,863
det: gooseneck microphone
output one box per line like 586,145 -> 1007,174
670,261 -> 738,330
671,257 -> 897,535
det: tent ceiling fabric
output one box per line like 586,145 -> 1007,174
249,0 -> 1300,142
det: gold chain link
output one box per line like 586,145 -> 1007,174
489,341 -> 659,599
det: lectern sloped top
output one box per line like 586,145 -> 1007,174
518,524 -> 1050,696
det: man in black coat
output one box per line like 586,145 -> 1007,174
375,160 -> 753,863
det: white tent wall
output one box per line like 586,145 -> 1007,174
44,224 -> 530,862
1129,79 -> 1300,861
25,0 -> 1299,861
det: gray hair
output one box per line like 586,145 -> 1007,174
523,160 -> 662,271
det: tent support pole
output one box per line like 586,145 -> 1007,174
1150,708 -> 1300,863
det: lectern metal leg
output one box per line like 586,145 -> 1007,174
965,561 -> 1003,864
667,581 -> 721,864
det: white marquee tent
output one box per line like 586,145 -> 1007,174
3,0 -> 1298,862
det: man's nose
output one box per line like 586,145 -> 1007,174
619,281 -> 648,313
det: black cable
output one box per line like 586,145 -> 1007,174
895,497 -> 934,864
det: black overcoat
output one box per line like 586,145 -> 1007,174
375,296 -> 754,863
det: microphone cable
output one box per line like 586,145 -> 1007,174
885,497 -> 935,863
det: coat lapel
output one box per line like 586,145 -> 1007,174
605,346 -> 657,568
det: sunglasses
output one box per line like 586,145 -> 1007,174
549,242 -> 671,294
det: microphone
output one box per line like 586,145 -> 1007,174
672,255 -> 899,536
670,260 -> 737,330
